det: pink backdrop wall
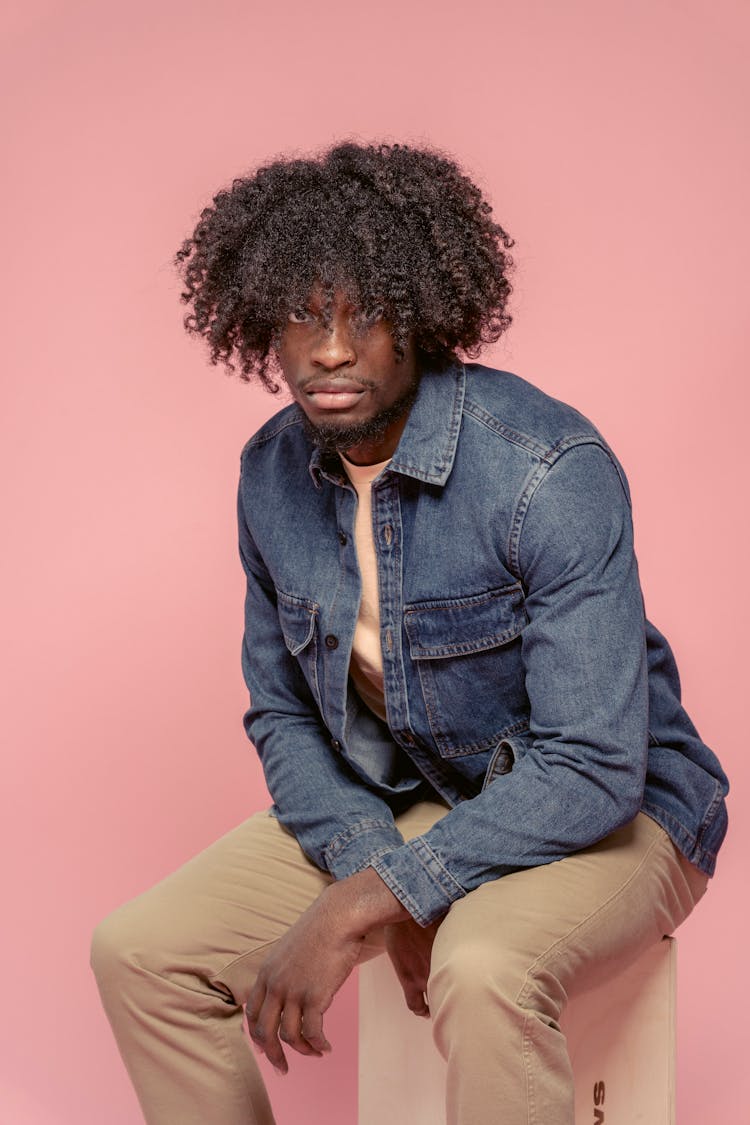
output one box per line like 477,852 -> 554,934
2,1 -> 748,1121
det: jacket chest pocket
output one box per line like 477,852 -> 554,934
404,583 -> 530,758
277,591 -> 322,710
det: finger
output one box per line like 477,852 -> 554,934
300,1003 -> 332,1055
249,992 -> 288,1075
246,976 -> 265,1030
403,983 -> 430,1017
279,1001 -> 323,1058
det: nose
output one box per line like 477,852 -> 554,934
310,313 -> 357,370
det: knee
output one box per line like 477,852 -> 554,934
428,934 -> 565,1025
429,934 -> 519,1006
90,907 -> 128,986
90,899 -> 154,991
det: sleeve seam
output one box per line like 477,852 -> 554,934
509,438 -> 628,577
324,818 -> 402,863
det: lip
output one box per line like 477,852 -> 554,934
303,378 -> 369,412
304,378 -> 366,394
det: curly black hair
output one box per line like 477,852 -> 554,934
175,140 -> 515,392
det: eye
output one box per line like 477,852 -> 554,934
357,305 -> 385,327
288,307 -> 313,324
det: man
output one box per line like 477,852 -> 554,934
91,141 -> 728,1125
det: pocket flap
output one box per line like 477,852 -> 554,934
277,592 -> 318,656
404,584 -> 527,659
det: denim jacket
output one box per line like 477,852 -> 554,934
237,361 -> 728,925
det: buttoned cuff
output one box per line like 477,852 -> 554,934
323,819 -> 405,881
370,836 -> 466,926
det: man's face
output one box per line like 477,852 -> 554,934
275,284 -> 421,465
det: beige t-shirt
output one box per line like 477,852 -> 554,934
340,453 -> 390,721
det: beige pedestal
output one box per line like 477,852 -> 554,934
359,936 -> 676,1125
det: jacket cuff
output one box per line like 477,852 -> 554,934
370,836 -> 466,926
323,819 -> 405,881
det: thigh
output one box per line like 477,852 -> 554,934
429,812 -> 707,1012
99,810 -> 332,999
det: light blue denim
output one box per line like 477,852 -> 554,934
237,361 -> 728,925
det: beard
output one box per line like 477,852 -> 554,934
299,371 -> 422,457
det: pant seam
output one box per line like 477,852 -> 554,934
196,1006 -> 267,1121
208,938 -> 278,988
128,961 -> 261,1121
515,824 -> 668,1013
514,826 -> 671,1125
521,1009 -> 535,1125
128,956 -> 233,1004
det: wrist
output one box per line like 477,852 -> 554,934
326,866 -> 410,934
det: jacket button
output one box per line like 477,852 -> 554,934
331,739 -> 341,751
337,531 -> 348,545
324,634 -> 339,650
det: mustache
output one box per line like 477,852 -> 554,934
298,374 -> 378,393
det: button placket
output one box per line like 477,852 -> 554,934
320,474 -> 360,743
372,481 -> 410,738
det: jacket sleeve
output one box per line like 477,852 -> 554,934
371,442 -> 650,925
238,473 -> 406,880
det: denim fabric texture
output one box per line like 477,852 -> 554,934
237,362 -> 729,925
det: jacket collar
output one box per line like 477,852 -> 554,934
308,358 -> 466,489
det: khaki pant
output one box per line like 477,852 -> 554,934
90,804 -> 707,1125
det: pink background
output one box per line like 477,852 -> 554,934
2,1 -> 748,1121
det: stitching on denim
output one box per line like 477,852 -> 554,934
694,777 -> 725,851
320,487 -> 352,720
509,439 -> 626,577
241,409 -> 302,453
508,459 -> 549,579
409,626 -> 525,656
404,582 -> 524,615
463,399 -> 550,458
410,837 -> 466,898
640,799 -> 720,868
643,800 -> 722,874
389,363 -> 465,484
370,857 -> 429,925
413,642 -> 529,758
325,819 -> 398,860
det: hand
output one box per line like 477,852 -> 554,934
246,867 -> 408,1073
384,915 -> 442,1017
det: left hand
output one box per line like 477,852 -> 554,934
246,867 -> 408,1074
384,916 -> 442,1017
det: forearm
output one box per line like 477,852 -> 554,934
321,865 -> 411,934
